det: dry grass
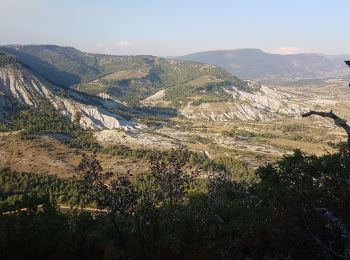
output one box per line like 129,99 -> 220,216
266,138 -> 333,155
186,76 -> 223,87
0,134 -> 148,178
102,70 -> 147,81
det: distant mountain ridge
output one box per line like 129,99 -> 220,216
179,49 -> 350,81
0,45 -> 318,127
0,45 -> 257,128
0,44 -> 145,87
0,45 -> 250,106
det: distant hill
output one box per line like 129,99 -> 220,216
0,45 -> 258,127
0,45 -> 249,105
0,45 -> 154,87
179,49 -> 350,82
0,45 -> 314,125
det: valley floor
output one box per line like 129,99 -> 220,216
0,80 -> 349,176
94,80 -> 350,167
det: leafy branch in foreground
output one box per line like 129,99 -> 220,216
3,146 -> 350,258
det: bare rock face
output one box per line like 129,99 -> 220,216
0,64 -> 54,106
50,97 -> 134,130
0,64 -> 135,129
141,89 -> 172,107
143,79 -> 307,121
180,84 -> 307,121
97,93 -> 129,110
94,129 -> 175,149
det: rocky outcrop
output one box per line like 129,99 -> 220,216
141,89 -> 172,107
180,86 -> 306,121
180,84 -> 307,121
94,129 -> 175,149
0,64 -> 135,129
146,82 -> 307,121
97,93 -> 129,110
50,97 -> 133,129
0,64 -> 55,106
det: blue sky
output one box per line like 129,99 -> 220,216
1,0 -> 349,56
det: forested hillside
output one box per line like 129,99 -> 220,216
0,45 -> 248,106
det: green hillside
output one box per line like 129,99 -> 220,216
77,58 -> 248,105
0,45 -> 248,106
0,45 -> 153,86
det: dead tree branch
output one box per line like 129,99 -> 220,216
302,110 -> 350,150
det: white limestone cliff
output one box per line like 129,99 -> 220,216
0,64 -> 134,129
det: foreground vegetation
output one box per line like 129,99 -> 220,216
1,143 -> 350,259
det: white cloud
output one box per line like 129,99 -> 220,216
271,46 -> 306,55
116,40 -> 130,47
92,41 -> 135,54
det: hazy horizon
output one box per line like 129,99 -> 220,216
1,0 -> 349,56
2,44 -> 350,58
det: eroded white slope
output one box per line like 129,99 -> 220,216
144,81 -> 308,121
181,85 -> 307,121
0,64 -> 134,129
0,65 -> 53,106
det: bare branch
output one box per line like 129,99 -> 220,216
302,111 -> 350,149
345,60 -> 350,68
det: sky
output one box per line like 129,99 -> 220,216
0,0 -> 349,56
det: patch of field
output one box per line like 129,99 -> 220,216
163,115 -> 346,166
0,133 -> 148,178
76,82 -> 107,95
95,129 -> 177,150
186,76 -> 223,87
76,70 -> 148,95
266,138 -> 333,155
102,70 -> 148,80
